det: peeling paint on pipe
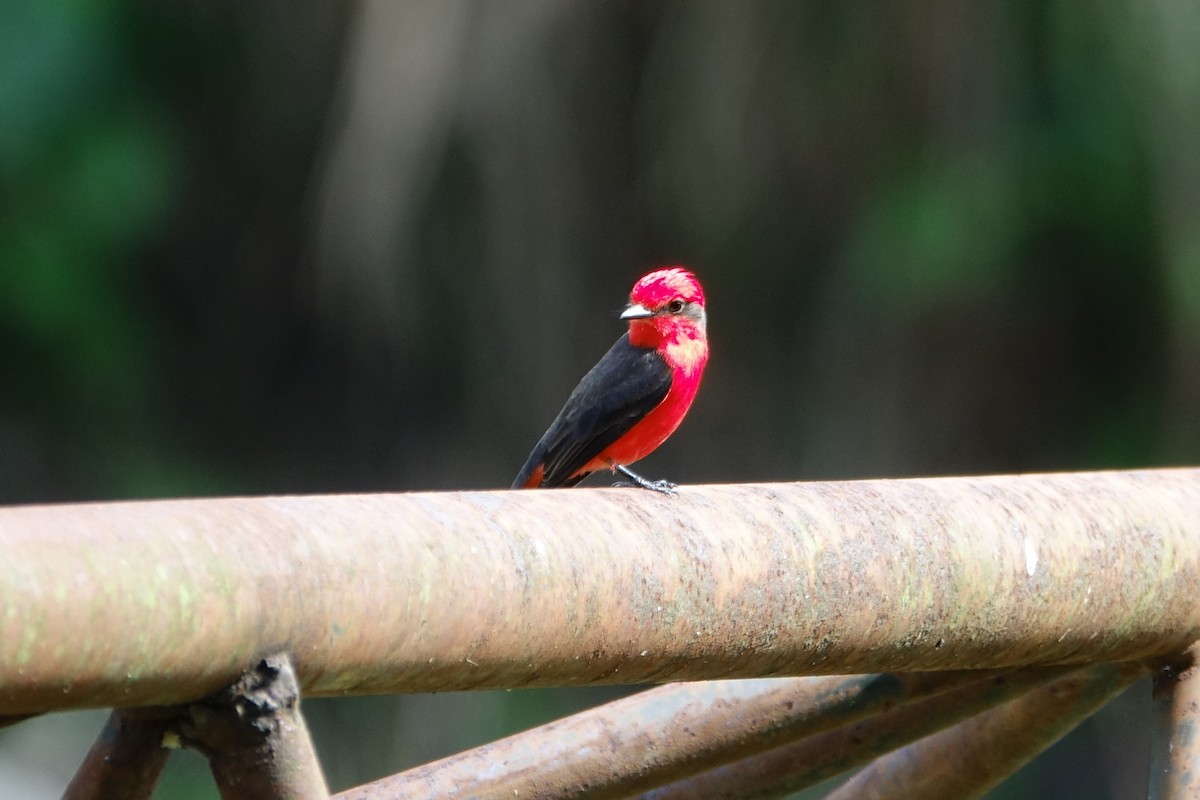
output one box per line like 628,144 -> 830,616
1149,643 -> 1200,799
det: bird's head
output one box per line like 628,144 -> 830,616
621,267 -> 707,348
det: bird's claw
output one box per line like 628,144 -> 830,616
611,478 -> 678,496
611,464 -> 678,495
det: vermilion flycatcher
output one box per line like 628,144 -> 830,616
513,267 -> 708,493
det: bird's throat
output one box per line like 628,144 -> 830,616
664,335 -> 708,373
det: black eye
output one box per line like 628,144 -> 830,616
668,300 -> 685,314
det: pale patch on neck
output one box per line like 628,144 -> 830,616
665,335 -> 708,372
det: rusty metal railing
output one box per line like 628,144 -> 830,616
1,468 -> 1197,798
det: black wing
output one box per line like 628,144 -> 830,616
513,333 -> 672,488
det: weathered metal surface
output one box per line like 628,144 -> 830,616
333,670 -> 993,799
636,665 -> 1080,799
179,654 -> 329,800
62,707 -> 173,800
1150,643 -> 1200,799
0,469 -> 1198,713
825,662 -> 1143,800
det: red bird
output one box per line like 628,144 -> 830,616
513,267 -> 708,493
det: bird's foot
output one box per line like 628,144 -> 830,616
612,465 -> 678,496
611,479 -> 678,495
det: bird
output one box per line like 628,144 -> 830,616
512,267 -> 708,494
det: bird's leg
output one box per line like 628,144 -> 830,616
612,464 -> 677,496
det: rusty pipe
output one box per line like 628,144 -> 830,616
0,469 -> 1197,713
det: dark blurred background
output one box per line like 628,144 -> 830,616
1,1 -> 1196,797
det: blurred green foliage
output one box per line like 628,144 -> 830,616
1,1 -> 1196,797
